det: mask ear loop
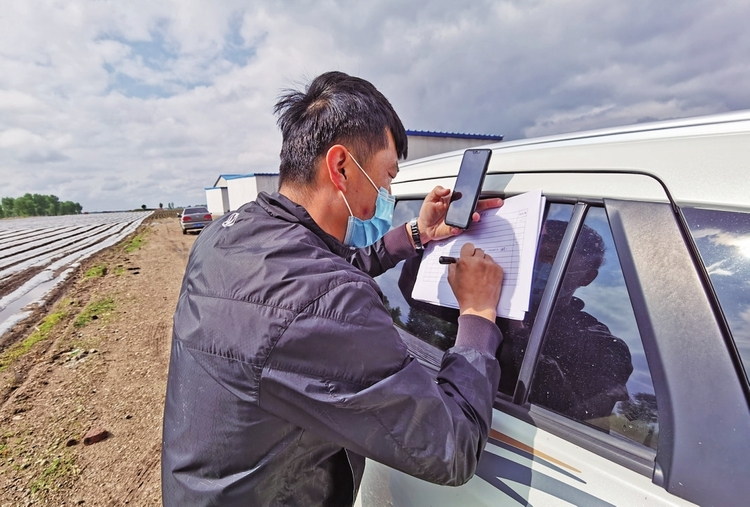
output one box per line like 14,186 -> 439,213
339,190 -> 354,217
348,151 -> 379,192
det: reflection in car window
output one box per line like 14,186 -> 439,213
376,200 -> 576,392
683,207 -> 750,384
527,207 -> 659,449
497,203 -> 573,396
378,202 -> 659,449
377,200 -> 459,350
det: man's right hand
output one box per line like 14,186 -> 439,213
447,242 -> 503,322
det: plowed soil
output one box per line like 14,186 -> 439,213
0,217 -> 195,506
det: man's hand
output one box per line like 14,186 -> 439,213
416,186 -> 503,244
448,242 -> 503,322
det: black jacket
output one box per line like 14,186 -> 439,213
161,192 -> 502,506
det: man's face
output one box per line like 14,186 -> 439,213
347,130 -> 400,219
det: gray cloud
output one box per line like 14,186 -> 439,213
1,0 -> 749,211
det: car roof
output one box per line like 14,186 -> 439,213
394,109 -> 750,211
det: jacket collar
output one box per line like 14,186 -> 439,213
255,191 -> 354,258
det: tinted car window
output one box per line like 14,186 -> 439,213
377,200 -> 459,350
527,207 -> 658,449
682,207 -> 750,384
376,200 -> 574,388
185,207 -> 209,214
376,200 -> 573,354
497,203 -> 573,396
377,202 -> 659,450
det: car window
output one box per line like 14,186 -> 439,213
496,203 -> 573,395
377,200 -> 459,350
377,201 -> 574,388
526,207 -> 658,449
185,207 -> 209,214
377,200 -> 659,450
682,207 -> 750,385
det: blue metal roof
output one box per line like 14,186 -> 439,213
406,130 -> 504,141
223,173 -> 279,180
212,173 -> 280,187
222,174 -> 254,180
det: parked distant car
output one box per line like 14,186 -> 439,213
356,110 -> 750,507
179,207 -> 212,234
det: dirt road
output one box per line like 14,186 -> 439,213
0,217 -> 195,506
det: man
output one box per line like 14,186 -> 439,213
162,71 -> 505,506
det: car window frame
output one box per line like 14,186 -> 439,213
509,200 -> 659,475
606,198 -> 750,506
386,195 -> 661,476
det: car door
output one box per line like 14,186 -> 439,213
358,173 -> 750,506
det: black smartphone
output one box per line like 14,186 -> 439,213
445,149 -> 492,229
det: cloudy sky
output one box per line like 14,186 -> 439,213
1,0 -> 749,212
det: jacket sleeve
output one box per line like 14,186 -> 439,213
346,224 -> 417,277
258,280 -> 502,486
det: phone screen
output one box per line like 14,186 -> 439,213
445,149 -> 492,229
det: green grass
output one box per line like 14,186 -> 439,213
29,454 -> 78,495
73,298 -> 115,328
84,264 -> 107,278
123,231 -> 148,253
0,311 -> 67,373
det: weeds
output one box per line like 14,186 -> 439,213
0,311 -> 67,373
29,453 -> 79,495
123,231 -> 148,253
73,298 -> 115,328
84,265 -> 107,278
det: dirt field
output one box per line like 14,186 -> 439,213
0,217 -> 195,506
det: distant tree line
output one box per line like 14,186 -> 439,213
0,193 -> 82,218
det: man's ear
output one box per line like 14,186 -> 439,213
325,144 -> 349,192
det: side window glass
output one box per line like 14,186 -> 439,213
376,200 -> 576,398
377,200 -> 459,351
682,207 -> 750,385
528,207 -> 659,450
497,203 -> 573,396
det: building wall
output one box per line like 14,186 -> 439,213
205,187 -> 230,216
255,174 -> 279,195
406,136 -> 497,161
227,177 -> 258,211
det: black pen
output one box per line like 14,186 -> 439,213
438,256 -> 457,265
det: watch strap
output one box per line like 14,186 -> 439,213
409,218 -> 423,251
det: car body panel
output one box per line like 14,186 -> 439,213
393,110 -> 750,211
358,110 -> 750,506
606,199 -> 750,505
358,410 -> 696,507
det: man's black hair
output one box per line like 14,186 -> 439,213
274,71 -> 408,187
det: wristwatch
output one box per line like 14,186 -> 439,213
409,218 -> 424,251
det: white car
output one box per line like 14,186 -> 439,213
357,111 -> 750,506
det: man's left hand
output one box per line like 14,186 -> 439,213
416,186 -> 503,244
